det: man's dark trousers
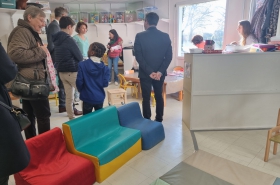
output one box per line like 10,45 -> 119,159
140,77 -> 165,122
58,73 -> 66,108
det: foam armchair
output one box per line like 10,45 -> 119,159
14,127 -> 96,185
117,102 -> 165,150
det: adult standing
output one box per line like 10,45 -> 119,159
73,21 -> 89,60
73,21 -> 89,102
46,7 -> 68,113
107,29 -> 123,85
53,16 -> 83,120
7,6 -> 51,139
0,43 -> 30,185
134,12 -> 172,122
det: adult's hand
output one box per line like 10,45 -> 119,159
230,41 -> 238,45
154,72 -> 162,80
40,45 -> 49,54
150,72 -> 157,79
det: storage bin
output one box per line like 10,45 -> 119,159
35,1 -> 50,10
143,6 -> 158,14
89,12 -> 99,23
79,12 -> 88,23
99,12 -> 110,23
137,6 -> 158,21
125,11 -> 136,23
0,0 -> 16,9
109,12 -> 116,23
115,12 -> 125,23
136,9 -> 144,21
69,12 -> 79,23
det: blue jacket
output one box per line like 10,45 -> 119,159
53,31 -> 83,72
76,58 -> 110,104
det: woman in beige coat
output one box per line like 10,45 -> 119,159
7,6 -> 51,139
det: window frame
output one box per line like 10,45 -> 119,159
175,0 -> 228,57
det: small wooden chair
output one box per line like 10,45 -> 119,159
151,91 -> 156,107
264,108 -> 280,162
118,74 -> 138,98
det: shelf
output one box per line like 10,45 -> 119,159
133,21 -> 144,25
0,7 -> 50,15
160,19 -> 169,23
0,8 -> 24,15
87,22 -> 145,26
88,23 -> 127,25
87,19 -> 168,26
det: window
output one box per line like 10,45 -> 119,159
178,0 -> 227,56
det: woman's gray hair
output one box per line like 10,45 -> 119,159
23,6 -> 46,21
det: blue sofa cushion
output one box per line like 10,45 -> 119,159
117,102 -> 165,150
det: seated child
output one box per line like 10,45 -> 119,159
76,42 -> 110,115
191,35 -> 205,49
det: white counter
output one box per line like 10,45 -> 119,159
183,52 -> 280,131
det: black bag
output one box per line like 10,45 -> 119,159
0,101 -> 31,131
11,71 -> 50,99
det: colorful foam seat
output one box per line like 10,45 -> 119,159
117,102 -> 165,150
14,127 -> 95,185
62,106 -> 141,183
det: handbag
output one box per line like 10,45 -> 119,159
0,101 -> 31,131
11,69 -> 50,99
45,52 -> 59,92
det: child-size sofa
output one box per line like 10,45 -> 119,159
62,106 -> 142,183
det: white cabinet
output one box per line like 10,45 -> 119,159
123,48 -> 134,71
183,52 -> 280,131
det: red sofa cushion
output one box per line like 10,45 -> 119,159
14,127 -> 95,185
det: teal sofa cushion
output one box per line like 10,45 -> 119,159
65,106 -> 141,165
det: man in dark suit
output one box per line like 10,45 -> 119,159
47,7 -> 81,114
134,12 -> 172,122
47,7 -> 67,63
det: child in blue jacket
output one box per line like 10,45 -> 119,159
76,42 -> 110,115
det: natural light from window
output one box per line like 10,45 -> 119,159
178,0 -> 227,56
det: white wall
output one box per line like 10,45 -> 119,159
83,23 -> 141,48
0,11 -> 50,51
0,12 -> 24,51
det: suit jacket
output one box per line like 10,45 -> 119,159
47,20 -> 60,61
134,26 -> 172,79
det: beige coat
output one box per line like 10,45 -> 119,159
7,19 -> 47,80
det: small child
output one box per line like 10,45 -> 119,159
191,35 -> 205,49
76,42 -> 110,115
